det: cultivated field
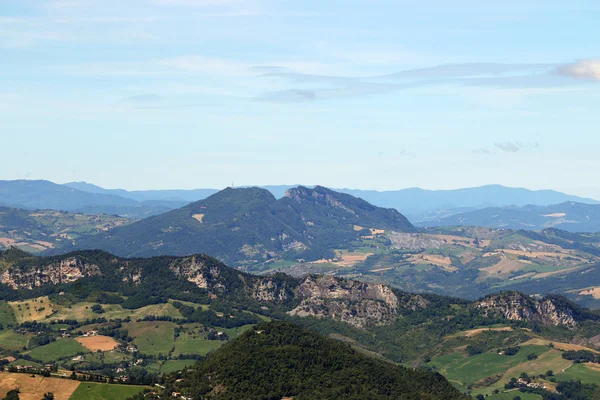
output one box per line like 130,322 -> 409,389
125,321 -> 176,356
0,372 -> 80,400
27,338 -> 89,363
75,335 -> 119,352
69,382 -> 148,400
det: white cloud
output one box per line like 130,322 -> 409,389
558,59 -> 600,80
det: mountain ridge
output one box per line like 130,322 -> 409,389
54,186 -> 416,265
418,201 -> 600,232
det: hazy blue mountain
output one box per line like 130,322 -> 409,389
336,185 -> 600,215
63,182 -> 599,217
0,180 -> 184,219
418,201 -> 600,232
64,181 -> 219,202
0,180 -> 137,210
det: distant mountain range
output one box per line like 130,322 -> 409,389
58,186 -> 416,265
418,202 -> 600,232
0,180 -> 186,218
65,181 -> 600,216
2,180 -> 598,223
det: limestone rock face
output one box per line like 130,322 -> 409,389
170,256 -> 225,290
288,275 -> 429,328
1,257 -> 101,290
251,277 -> 292,302
475,292 -> 577,328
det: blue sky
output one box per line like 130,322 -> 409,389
2,0 -> 600,196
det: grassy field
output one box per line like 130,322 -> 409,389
8,359 -> 42,367
0,372 -> 80,400
173,337 -> 223,356
9,296 -> 55,323
69,382 -> 148,400
0,301 -> 16,327
50,302 -> 182,322
125,321 -> 176,356
429,345 -> 550,393
555,362 -> 600,385
487,391 -> 542,400
159,360 -> 196,374
28,338 -> 89,362
0,330 -> 30,351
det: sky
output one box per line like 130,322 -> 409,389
1,1 -> 600,197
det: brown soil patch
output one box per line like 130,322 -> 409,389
0,238 -> 16,247
0,372 -> 80,400
481,257 -> 526,275
76,335 -> 119,351
509,272 -> 536,281
370,267 -> 394,273
533,266 -> 581,279
579,287 -> 600,299
336,253 -> 371,267
522,338 -> 600,354
408,254 -> 458,272
192,214 -> 205,223
463,327 -> 513,337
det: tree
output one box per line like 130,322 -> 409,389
513,396 -> 521,400
546,370 -> 554,376
41,394 -> 54,400
2,389 -> 20,400
476,395 -> 484,400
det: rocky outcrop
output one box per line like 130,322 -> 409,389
169,256 -> 226,291
285,186 -> 356,215
251,277 -> 292,302
0,257 -> 101,290
475,292 -> 578,328
288,275 -> 429,328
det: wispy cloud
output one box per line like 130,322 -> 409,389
494,141 -> 522,152
558,59 -> 600,81
493,141 -> 540,153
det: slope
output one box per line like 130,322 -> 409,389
418,202 -> 600,232
62,186 -> 415,265
156,321 -> 466,400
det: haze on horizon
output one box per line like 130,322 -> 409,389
1,1 -> 599,197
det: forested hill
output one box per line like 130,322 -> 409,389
59,186 -> 415,265
132,321 -> 467,400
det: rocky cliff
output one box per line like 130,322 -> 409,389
475,291 -> 578,328
289,275 -> 429,328
1,257 -> 101,290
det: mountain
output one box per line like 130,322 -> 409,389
417,202 -> 600,232
0,180 -> 185,219
3,248 -> 600,398
0,180 -> 137,210
0,205 -> 133,253
60,186 -> 416,265
64,181 -> 219,203
338,185 -> 600,216
148,321 -> 466,400
62,181 -> 600,220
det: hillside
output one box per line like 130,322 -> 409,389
62,186 -> 416,265
146,321 -> 466,400
0,206 -> 133,253
418,201 -> 600,232
2,250 -> 600,398
0,180 -> 185,219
